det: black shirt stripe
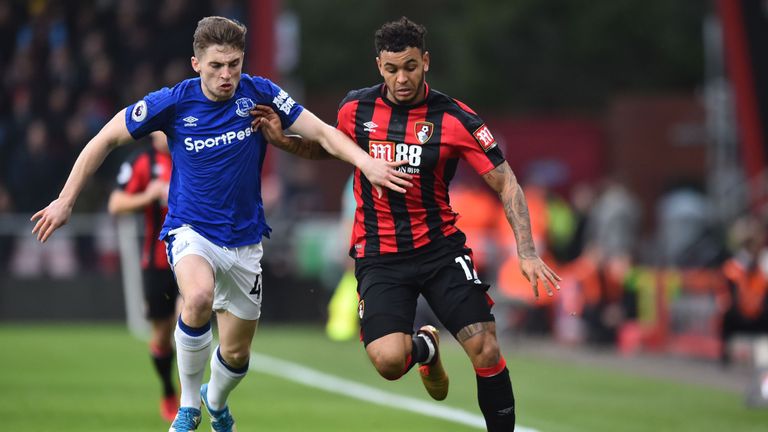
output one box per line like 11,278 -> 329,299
421,93 -> 447,242
385,107 -> 414,252
352,98 -> 380,256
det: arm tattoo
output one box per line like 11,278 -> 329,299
273,136 -> 333,160
485,163 -> 536,258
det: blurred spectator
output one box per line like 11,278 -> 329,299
582,251 -> 633,345
559,181 -> 597,262
7,119 -> 64,212
0,2 -> 17,63
719,215 -> 768,366
212,0 -> 246,24
7,119 -> 77,278
0,182 -> 14,268
656,183 -> 724,267
585,178 -> 641,259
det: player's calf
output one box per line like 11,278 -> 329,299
475,357 -> 515,431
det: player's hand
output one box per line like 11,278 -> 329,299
145,180 -> 170,205
30,198 -> 73,243
360,157 -> 413,198
519,255 -> 561,298
250,105 -> 290,147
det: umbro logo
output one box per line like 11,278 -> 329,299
363,121 -> 378,133
497,406 -> 514,416
183,116 -> 198,127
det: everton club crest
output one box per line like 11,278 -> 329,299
235,97 -> 256,117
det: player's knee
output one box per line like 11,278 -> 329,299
465,335 -> 501,367
475,347 -> 501,368
183,289 -> 214,314
150,332 -> 173,352
369,351 -> 407,380
219,347 -> 250,369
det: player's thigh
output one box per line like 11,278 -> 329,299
142,268 -> 179,320
173,254 -> 215,301
355,260 -> 419,346
421,248 -> 494,338
215,242 -> 263,321
165,226 -> 217,300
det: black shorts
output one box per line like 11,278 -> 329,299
142,268 -> 179,320
354,232 -> 494,346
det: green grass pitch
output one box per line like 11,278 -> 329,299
1,324 -> 766,431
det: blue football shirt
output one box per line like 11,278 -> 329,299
125,74 -> 304,247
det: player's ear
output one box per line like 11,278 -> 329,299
191,56 -> 201,73
376,56 -> 383,76
423,51 -> 430,73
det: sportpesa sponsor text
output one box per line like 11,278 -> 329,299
184,126 -> 253,153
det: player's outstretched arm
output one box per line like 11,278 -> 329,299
108,180 -> 169,215
286,109 -> 413,196
482,161 -> 561,298
250,105 -> 333,160
32,108 -> 135,242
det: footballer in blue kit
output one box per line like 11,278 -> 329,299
32,16 -> 412,432
124,75 -> 302,248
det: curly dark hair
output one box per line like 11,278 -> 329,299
374,16 -> 426,54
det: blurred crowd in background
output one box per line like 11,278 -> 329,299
0,0 -> 766,364
0,0 -> 243,216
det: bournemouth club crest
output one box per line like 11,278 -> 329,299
414,121 -> 434,144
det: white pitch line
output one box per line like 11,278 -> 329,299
249,351 -> 540,432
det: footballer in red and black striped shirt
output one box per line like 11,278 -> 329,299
108,131 -> 179,420
111,138 -> 172,272
251,17 -> 560,432
337,81 -> 504,259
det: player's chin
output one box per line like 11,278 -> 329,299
392,94 -> 410,104
217,86 -> 235,97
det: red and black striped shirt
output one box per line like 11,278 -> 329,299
337,83 -> 506,258
115,148 -> 172,269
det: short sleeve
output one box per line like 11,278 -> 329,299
253,77 -> 304,129
125,86 -> 178,140
336,98 -> 357,138
447,104 -> 505,175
